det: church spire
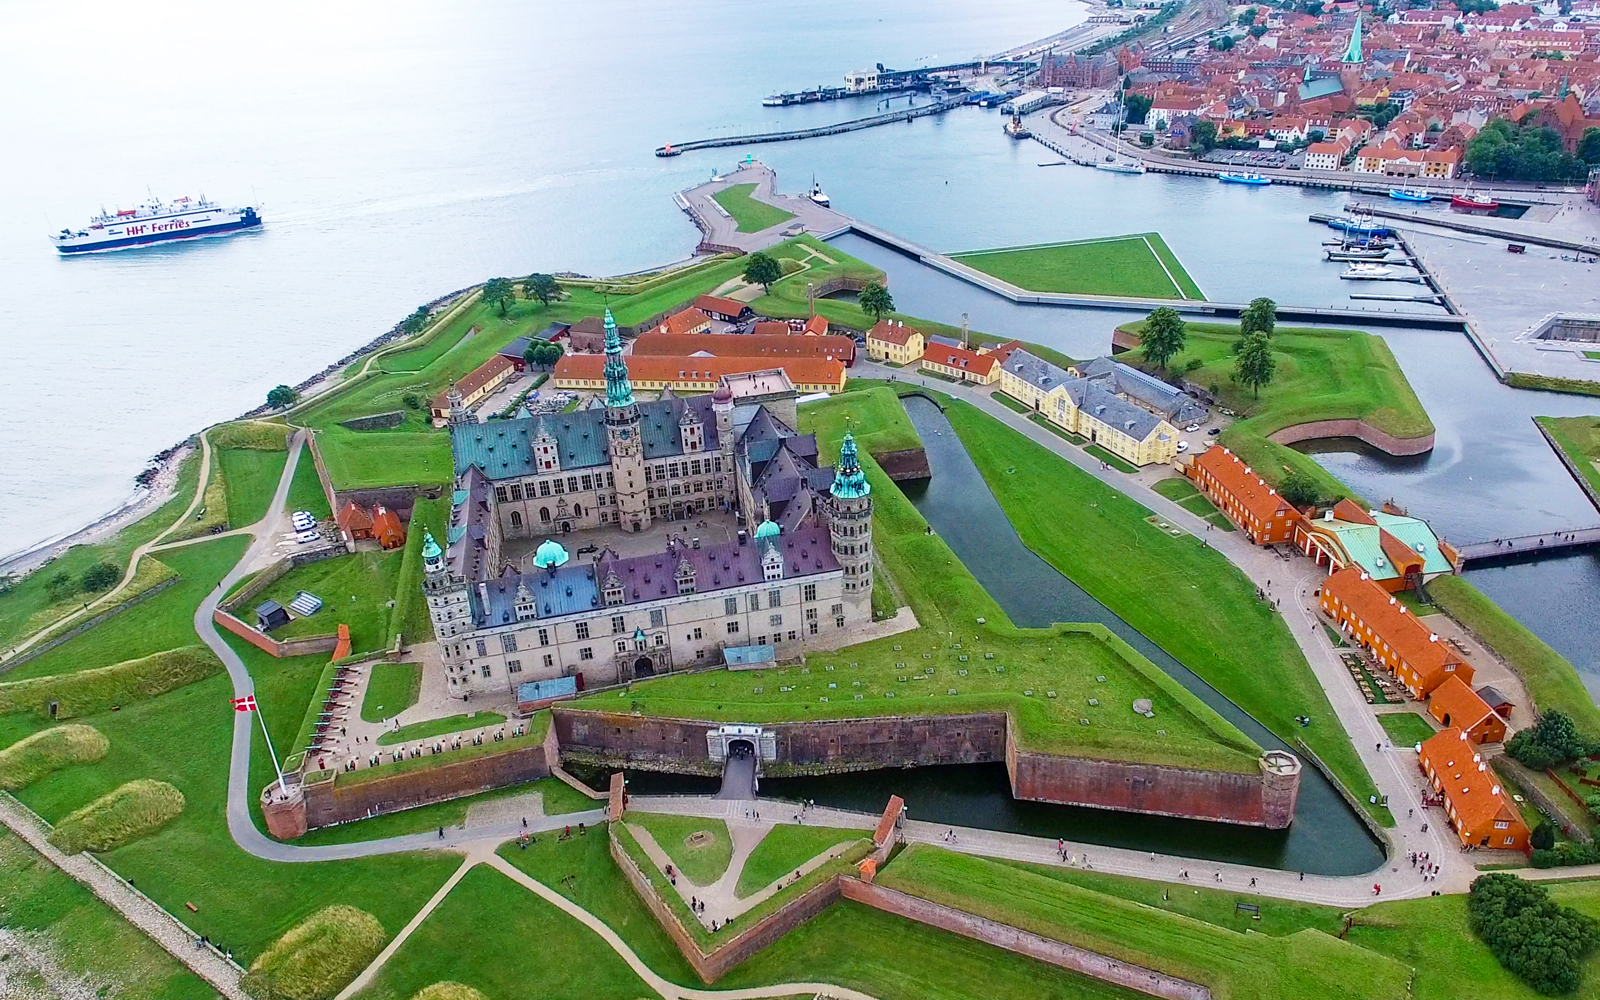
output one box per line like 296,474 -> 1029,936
602,307 -> 635,408
830,432 -> 870,499
1342,13 -> 1363,64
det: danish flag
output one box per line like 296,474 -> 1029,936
232,695 -> 258,713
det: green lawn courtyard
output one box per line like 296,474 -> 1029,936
255,548 -> 404,656
711,183 -> 796,233
361,662 -> 422,723
950,234 -> 1205,300
1537,415 -> 1600,499
1376,711 -> 1437,747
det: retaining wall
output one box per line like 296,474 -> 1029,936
0,576 -> 180,676
300,742 -> 552,831
1267,419 -> 1435,457
875,447 -> 932,481
841,880 -> 1211,1000
213,610 -> 341,660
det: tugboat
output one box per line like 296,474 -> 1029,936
1218,172 -> 1270,185
1004,112 -> 1031,139
1451,189 -> 1500,211
1388,186 -> 1432,202
808,176 -> 830,208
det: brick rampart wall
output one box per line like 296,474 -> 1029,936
875,447 -> 932,482
1009,748 -> 1286,828
212,610 -> 340,660
1267,419 -> 1434,457
840,880 -> 1211,1000
300,743 -> 550,830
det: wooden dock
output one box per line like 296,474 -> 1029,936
1344,201 -> 1600,254
1455,526 -> 1600,566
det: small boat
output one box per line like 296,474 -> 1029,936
1451,190 -> 1500,211
1004,112 -> 1031,139
1389,187 -> 1432,202
1322,238 -> 1392,250
1341,263 -> 1395,279
1326,217 -> 1391,237
1219,172 -> 1270,185
1096,159 -> 1146,174
1326,247 -> 1391,261
808,176 -> 830,207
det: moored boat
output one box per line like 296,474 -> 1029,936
1340,263 -> 1395,279
1389,187 -> 1432,202
809,176 -> 830,207
1218,172 -> 1270,185
1451,191 -> 1499,211
1096,159 -> 1145,174
1004,112 -> 1031,139
1326,217 -> 1392,237
1326,247 -> 1391,261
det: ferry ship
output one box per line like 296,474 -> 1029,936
50,195 -> 262,254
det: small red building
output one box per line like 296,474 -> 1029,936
336,501 -> 375,541
1427,674 -> 1506,744
371,505 -> 406,550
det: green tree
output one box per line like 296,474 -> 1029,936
858,281 -> 895,323
523,273 -> 560,307
1532,820 -> 1557,851
398,305 -> 430,337
1278,470 -> 1320,508
1468,873 -> 1600,995
1507,710 -> 1594,770
43,571 -> 74,602
266,385 -> 298,410
1140,307 -> 1187,370
402,392 -> 422,410
742,252 -> 783,293
536,342 -> 565,368
1123,92 -> 1153,126
1211,35 -> 1235,51
1238,6 -> 1258,25
1303,0 -> 1324,14
1579,127 -> 1600,165
1189,119 -> 1218,154
1232,333 -> 1276,398
1239,297 -> 1277,339
79,561 -> 121,593
482,277 -> 515,316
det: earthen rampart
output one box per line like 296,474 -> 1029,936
1267,419 -> 1434,457
874,447 -> 932,481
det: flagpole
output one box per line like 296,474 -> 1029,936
253,697 -> 288,792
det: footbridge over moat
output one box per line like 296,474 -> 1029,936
1455,526 -> 1600,567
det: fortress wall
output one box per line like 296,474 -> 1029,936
874,447 -> 932,482
1267,419 -> 1434,457
768,713 -> 1007,774
299,742 -> 551,831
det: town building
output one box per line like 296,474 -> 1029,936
423,309 -> 874,698
1426,674 -> 1507,745
1073,357 -> 1208,427
865,320 -> 925,365
1418,728 -> 1530,851
693,294 -> 752,323
996,349 -> 1181,467
1320,566 -> 1474,698
631,332 -> 857,367
920,344 -> 1000,385
1188,447 -> 1304,544
650,307 -> 714,337
429,354 -> 517,426
554,353 -> 846,394
1296,499 -> 1456,591
1303,139 -> 1349,170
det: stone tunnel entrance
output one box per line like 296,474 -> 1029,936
708,725 -> 775,801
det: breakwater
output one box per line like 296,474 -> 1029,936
655,96 -> 967,156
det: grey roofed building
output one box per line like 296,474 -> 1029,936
1075,356 -> 1208,425
1079,381 -> 1164,441
928,334 -> 964,349
1002,349 -> 1086,407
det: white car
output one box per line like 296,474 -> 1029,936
1185,423 -> 1201,433
291,513 -> 316,529
1176,441 -> 1190,453
294,529 -> 321,544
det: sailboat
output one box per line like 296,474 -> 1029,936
808,176 -> 830,207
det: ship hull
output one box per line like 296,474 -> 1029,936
54,217 -> 261,254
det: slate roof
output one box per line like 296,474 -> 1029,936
1002,349 -> 1084,402
1077,356 -> 1208,424
447,466 -> 498,583
592,529 -> 839,609
450,396 -> 723,479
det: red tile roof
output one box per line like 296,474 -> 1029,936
1419,727 -> 1525,843
867,320 -> 921,347
554,353 -> 845,389
922,344 -> 998,376
430,353 -> 515,410
656,308 -> 713,336
631,333 -> 856,362
1193,447 -> 1296,526
1428,674 -> 1499,734
694,294 -> 749,317
1323,567 -> 1472,691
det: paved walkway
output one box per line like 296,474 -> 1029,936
679,163 -> 852,252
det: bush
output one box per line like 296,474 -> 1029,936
1532,841 -> 1600,867
410,985 -> 488,1000
47,779 -> 185,854
0,724 -> 108,790
241,905 -> 386,1000
210,420 -> 291,451
1531,820 -> 1557,851
402,392 -> 422,410
1279,470 -> 1320,509
1468,872 -> 1600,994
1507,711 -> 1595,770
0,645 -> 222,720
43,571 -> 75,602
79,561 -> 121,593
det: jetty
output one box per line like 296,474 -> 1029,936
1454,527 -> 1600,567
657,95 -> 966,156
1343,201 -> 1600,254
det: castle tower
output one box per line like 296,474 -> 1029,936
446,385 -> 470,427
601,308 -> 651,533
824,432 -> 873,604
421,530 -> 472,642
712,381 -> 736,511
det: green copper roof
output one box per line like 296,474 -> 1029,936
602,308 -> 635,408
830,432 -> 871,500
422,530 -> 442,561
754,519 -> 781,540
1343,13 -> 1363,63
534,539 -> 570,569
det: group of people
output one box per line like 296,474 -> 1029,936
1409,850 -> 1441,881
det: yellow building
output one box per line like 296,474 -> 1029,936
866,320 -> 926,365
996,349 -> 1179,467
920,343 -> 1000,385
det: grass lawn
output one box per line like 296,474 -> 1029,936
878,845 -> 1410,1000
1430,575 -> 1600,734
1377,711 -> 1437,747
736,824 -> 865,898
1537,415 -> 1600,499
285,445 -> 332,520
217,448 -> 288,528
625,812 -> 733,886
578,391 -> 1263,777
712,183 -> 796,233
797,384 -> 923,456
950,234 -> 1204,300
256,549 -> 403,656
993,391 -> 1034,414
350,863 -> 656,1000
378,712 -> 506,747
943,399 -> 1388,822
1084,443 -> 1139,473
361,662 -> 422,723
0,831 -> 219,1000
389,494 -> 447,648
3,537 -> 250,683
1120,321 -> 1433,505
290,777 -> 597,847
0,447 -> 201,652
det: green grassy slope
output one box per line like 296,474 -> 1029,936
951,234 -> 1204,300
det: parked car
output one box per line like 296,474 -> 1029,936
1176,441 -> 1190,453
1208,427 -> 1222,436
1184,423 -> 1201,432
295,530 -> 321,544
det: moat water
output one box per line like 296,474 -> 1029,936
630,397 -> 1386,875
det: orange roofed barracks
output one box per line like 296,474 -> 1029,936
1419,728 -> 1530,852
1188,447 -> 1303,544
1320,566 -> 1474,698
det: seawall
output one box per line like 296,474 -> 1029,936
1267,419 -> 1434,457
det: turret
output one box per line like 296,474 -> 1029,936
421,529 -> 474,646
446,386 -> 470,427
824,432 -> 874,602
600,308 -> 651,533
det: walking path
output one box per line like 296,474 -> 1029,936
0,794 -> 248,999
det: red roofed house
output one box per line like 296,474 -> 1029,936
1188,446 -> 1305,545
1303,139 -> 1350,171
652,307 -> 713,337
1320,566 -> 1474,698
336,501 -> 375,541
694,294 -> 752,323
802,314 -> 829,337
429,353 -> 517,425
371,505 -> 407,550
1418,728 -> 1530,851
920,343 -> 1000,385
866,320 -> 926,365
752,320 -> 791,337
1427,674 -> 1507,744
630,332 -> 856,366
554,353 -> 846,393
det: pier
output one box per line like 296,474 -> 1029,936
1454,527 -> 1600,567
1343,201 -> 1600,254
656,95 -> 966,156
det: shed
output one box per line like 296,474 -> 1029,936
516,675 -> 581,713
1475,685 -> 1514,720
724,644 -> 776,670
371,505 -> 407,550
499,336 -> 534,370
255,600 -> 291,632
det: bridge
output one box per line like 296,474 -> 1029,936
1454,526 -> 1600,566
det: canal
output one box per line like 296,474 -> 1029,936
630,396 -> 1387,875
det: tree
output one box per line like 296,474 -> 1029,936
1189,119 -> 1218,154
1469,873 -> 1600,995
43,571 -> 74,602
524,273 -> 560,307
1140,307 -> 1187,370
402,392 -> 422,410
1237,6 -> 1258,25
1239,297 -> 1277,339
1249,23 -> 1268,37
1466,117 -> 1583,181
0,572 -> 15,596
1279,470 -> 1320,509
266,385 -> 298,410
1124,92 -> 1153,126
1303,0 -> 1324,14
742,252 -> 783,293
482,277 -> 515,316
1210,35 -> 1235,51
859,281 -> 895,323
1579,127 -> 1600,166
79,561 -> 121,593
1232,333 -> 1276,398
532,342 -> 565,368
1507,710 -> 1595,770
1532,820 -> 1557,851
398,305 -> 430,337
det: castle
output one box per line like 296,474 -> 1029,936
423,309 -> 874,699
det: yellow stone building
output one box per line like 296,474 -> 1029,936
996,349 -> 1183,467
865,320 -> 926,365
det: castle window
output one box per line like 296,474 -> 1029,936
510,510 -> 523,528
650,609 -> 666,627
727,621 -> 740,635
831,603 -> 844,617
768,589 -> 781,607
607,473 -> 615,488
543,654 -> 553,667
644,467 -> 653,484
501,634 -> 518,653
566,476 -> 577,492
788,630 -> 797,642
507,660 -> 522,673
553,479 -> 565,495
579,647 -> 593,660
768,614 -> 783,628
835,614 -> 846,629
540,481 -> 551,497
748,594 -> 761,612
540,507 -> 550,522
509,484 -> 523,501
692,627 -> 703,640
724,597 -> 738,616
713,457 -> 723,473
480,665 -> 492,677
655,633 -> 665,647
476,639 -> 488,656
496,487 -> 509,502
538,628 -> 550,645
808,620 -> 819,635
616,640 -> 628,653
804,584 -> 817,602
575,621 -> 590,640
581,474 -> 593,490
691,459 -> 702,476
611,614 -> 626,634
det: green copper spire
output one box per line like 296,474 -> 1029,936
830,432 -> 871,500
422,531 -> 441,561
1342,13 -> 1363,64
602,307 -> 635,408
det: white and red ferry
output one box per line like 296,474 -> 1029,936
50,195 -> 262,254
